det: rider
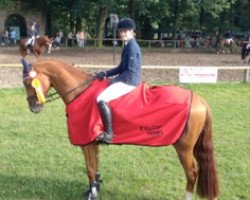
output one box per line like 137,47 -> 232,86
25,21 -> 39,53
95,17 -> 142,144
224,30 -> 233,44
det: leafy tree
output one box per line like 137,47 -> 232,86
0,0 -> 10,9
233,0 -> 250,33
7,0 -> 250,44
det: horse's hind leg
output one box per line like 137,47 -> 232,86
174,94 -> 207,200
81,142 -> 100,200
174,144 -> 197,200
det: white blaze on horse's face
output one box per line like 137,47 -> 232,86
21,59 -> 44,113
23,76 -> 44,114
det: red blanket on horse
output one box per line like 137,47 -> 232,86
66,80 -> 192,146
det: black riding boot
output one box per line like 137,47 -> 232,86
96,100 -> 113,144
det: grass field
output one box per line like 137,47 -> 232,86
0,83 -> 250,200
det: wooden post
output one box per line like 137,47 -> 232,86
245,69 -> 250,83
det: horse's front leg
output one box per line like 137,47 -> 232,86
80,142 -> 100,200
33,49 -> 39,60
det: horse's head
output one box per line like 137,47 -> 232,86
21,59 -> 51,113
36,36 -> 53,53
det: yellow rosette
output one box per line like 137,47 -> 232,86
31,78 -> 46,105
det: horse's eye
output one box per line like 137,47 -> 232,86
23,78 -> 32,88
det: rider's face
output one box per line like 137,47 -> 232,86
119,29 -> 134,41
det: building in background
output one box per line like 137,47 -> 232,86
0,1 -> 46,41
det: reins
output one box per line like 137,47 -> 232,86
45,78 -> 93,103
46,78 -> 93,103
27,78 -> 93,104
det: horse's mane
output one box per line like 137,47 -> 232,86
33,59 -> 93,79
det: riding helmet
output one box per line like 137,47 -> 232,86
117,18 -> 136,31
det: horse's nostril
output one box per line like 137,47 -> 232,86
30,104 -> 43,113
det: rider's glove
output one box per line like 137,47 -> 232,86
95,71 -> 106,80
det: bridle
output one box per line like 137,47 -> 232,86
45,79 -> 93,103
27,77 -> 93,104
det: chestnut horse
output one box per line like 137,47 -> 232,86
19,36 -> 53,59
21,59 -> 219,200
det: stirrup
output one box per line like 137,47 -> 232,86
96,132 -> 113,144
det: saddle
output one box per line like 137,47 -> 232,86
66,79 -> 192,146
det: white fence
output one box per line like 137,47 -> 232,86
0,64 -> 249,89
73,65 -> 250,83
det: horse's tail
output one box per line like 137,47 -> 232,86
194,100 -> 219,199
241,44 -> 247,60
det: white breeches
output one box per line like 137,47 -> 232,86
97,82 -> 136,103
25,36 -> 35,46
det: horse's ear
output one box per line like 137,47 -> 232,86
21,59 -> 32,78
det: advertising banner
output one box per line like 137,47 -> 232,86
179,67 -> 218,83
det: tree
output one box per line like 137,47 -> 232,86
0,0 -> 10,9
96,5 -> 108,47
12,0 -> 250,45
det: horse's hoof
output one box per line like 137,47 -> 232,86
83,189 -> 98,200
83,181 -> 100,200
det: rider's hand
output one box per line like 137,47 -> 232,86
95,71 -> 106,80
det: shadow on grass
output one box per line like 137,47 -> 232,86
0,173 -> 158,200
0,173 -> 86,200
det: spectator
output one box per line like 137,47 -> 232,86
0,30 -> 3,46
58,30 -> 64,43
78,31 -> 85,47
192,32 -> 199,48
183,34 -> 192,48
9,29 -> 16,46
3,29 -> 9,47
67,31 -> 73,47
204,35 -> 212,48
76,31 -> 80,47
53,32 -> 61,49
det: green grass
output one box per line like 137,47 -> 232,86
0,84 -> 250,200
